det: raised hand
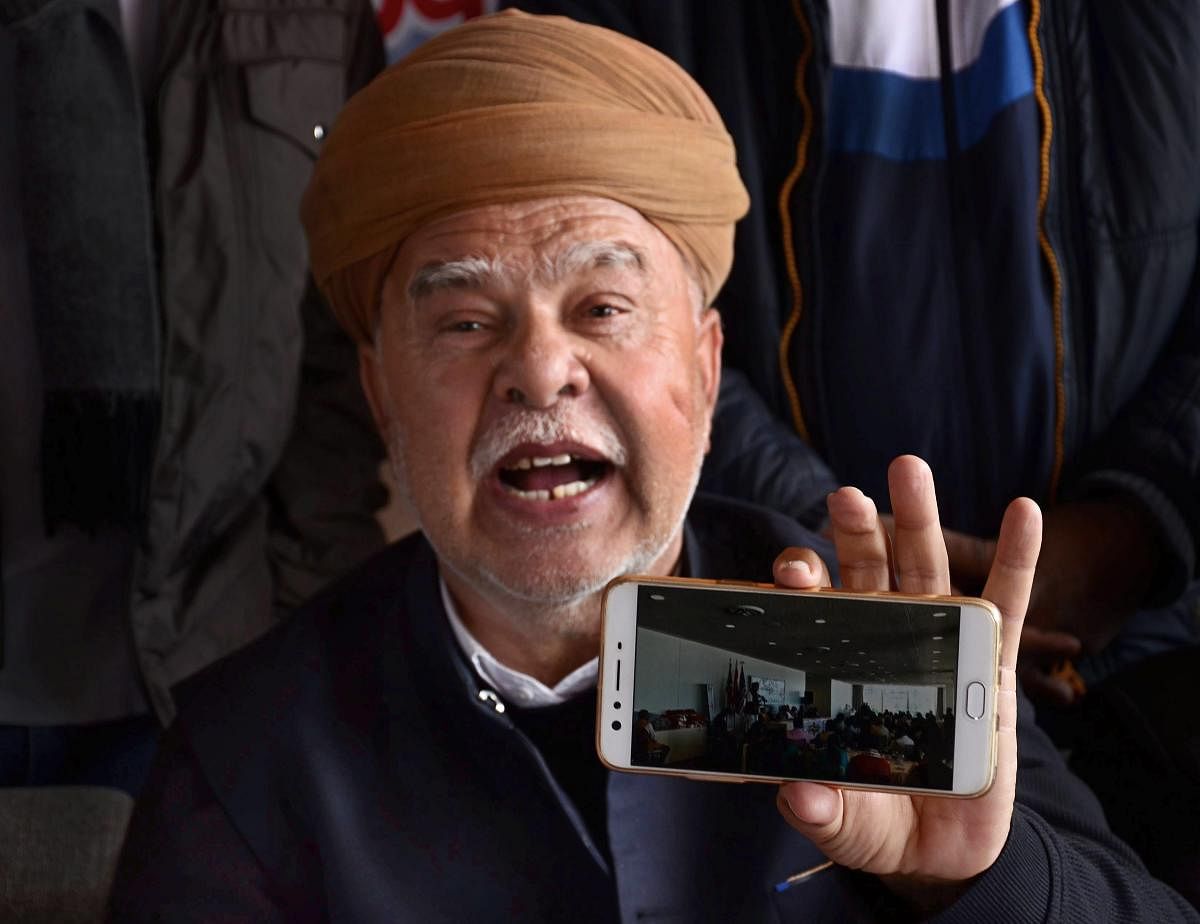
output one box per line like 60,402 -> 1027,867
770,456 -> 1041,909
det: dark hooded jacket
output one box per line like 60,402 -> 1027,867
507,0 -> 1200,607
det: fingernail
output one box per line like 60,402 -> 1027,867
780,560 -> 813,579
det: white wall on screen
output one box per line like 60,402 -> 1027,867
861,683 -> 940,715
830,679 -> 854,715
634,629 -> 806,714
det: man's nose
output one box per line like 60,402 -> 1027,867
492,316 -> 590,408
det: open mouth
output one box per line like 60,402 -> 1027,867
497,450 -> 612,501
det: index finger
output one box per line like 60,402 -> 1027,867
826,487 -> 894,592
982,497 -> 1043,669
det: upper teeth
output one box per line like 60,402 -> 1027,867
507,453 -> 573,470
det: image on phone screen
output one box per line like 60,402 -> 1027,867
629,584 -> 962,790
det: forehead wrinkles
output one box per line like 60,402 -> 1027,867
407,239 -> 647,303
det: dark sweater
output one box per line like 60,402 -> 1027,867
111,495 -> 1198,922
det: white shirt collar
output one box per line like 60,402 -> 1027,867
440,578 -> 598,709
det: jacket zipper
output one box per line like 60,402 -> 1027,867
777,0 -> 818,443
1028,0 -> 1070,502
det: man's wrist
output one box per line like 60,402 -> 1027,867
878,871 -> 978,918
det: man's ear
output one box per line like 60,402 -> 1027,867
696,306 -> 724,417
357,344 -> 391,438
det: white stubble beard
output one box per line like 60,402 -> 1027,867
380,397 -> 709,632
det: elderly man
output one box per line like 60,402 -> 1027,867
110,12 -> 1197,922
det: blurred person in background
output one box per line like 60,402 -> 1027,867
0,0 -> 386,795
506,0 -> 1200,710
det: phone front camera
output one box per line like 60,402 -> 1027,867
611,720 -> 622,731
613,701 -> 622,710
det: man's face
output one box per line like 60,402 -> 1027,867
360,196 -> 722,615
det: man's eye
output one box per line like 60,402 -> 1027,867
448,320 -> 485,333
588,304 -> 621,318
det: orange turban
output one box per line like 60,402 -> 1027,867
301,9 -> 749,343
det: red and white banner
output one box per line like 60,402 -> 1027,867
373,0 -> 498,64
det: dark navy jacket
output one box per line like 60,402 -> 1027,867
111,495 -> 1196,921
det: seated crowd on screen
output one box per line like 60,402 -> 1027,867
635,701 -> 958,789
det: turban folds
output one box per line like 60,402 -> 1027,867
301,9 -> 749,342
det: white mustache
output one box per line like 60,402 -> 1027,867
470,408 -> 628,480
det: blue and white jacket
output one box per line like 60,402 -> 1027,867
510,0 -> 1200,605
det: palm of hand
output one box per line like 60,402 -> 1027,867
772,456 -> 1041,894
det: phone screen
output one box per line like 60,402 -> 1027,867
629,584 -> 962,790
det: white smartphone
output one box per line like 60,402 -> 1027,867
596,576 -> 1001,797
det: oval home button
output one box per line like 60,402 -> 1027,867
965,682 -> 987,719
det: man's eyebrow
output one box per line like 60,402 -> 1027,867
407,255 -> 510,302
542,240 -> 646,283
406,241 -> 646,302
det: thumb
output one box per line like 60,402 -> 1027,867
777,783 -> 843,838
777,784 -> 913,875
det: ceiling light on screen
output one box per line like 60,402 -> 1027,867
650,594 -> 665,601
